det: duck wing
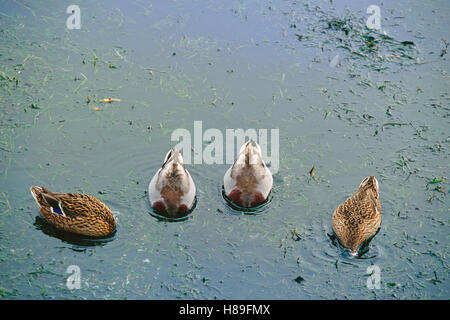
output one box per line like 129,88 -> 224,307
40,192 -> 92,219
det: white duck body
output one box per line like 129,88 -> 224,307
148,149 -> 196,217
224,140 -> 273,208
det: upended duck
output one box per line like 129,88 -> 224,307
332,176 -> 382,255
148,149 -> 196,217
224,140 -> 273,208
30,186 -> 116,237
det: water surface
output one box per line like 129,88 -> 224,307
0,0 -> 449,299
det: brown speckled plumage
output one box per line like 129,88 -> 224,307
332,176 -> 381,254
30,186 -> 116,237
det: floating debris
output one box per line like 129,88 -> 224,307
292,8 -> 420,71
291,229 -> 302,241
440,39 -> 448,57
309,166 -> 315,177
100,98 -> 121,103
428,178 -> 443,185
387,282 -> 396,287
294,276 -> 305,284
381,122 -> 408,131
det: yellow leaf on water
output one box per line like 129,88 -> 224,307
309,166 -> 315,177
100,98 -> 121,103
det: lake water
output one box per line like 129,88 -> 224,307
0,0 -> 448,299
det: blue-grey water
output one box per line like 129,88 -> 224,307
0,0 -> 448,299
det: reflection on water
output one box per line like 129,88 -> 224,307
33,216 -> 117,249
148,196 -> 197,222
327,229 -> 381,259
222,186 -> 273,215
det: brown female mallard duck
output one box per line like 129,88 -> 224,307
332,176 -> 381,255
30,186 -> 116,237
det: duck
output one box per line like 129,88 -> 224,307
224,140 -> 273,208
30,186 -> 116,237
332,176 -> 382,255
148,149 -> 196,218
